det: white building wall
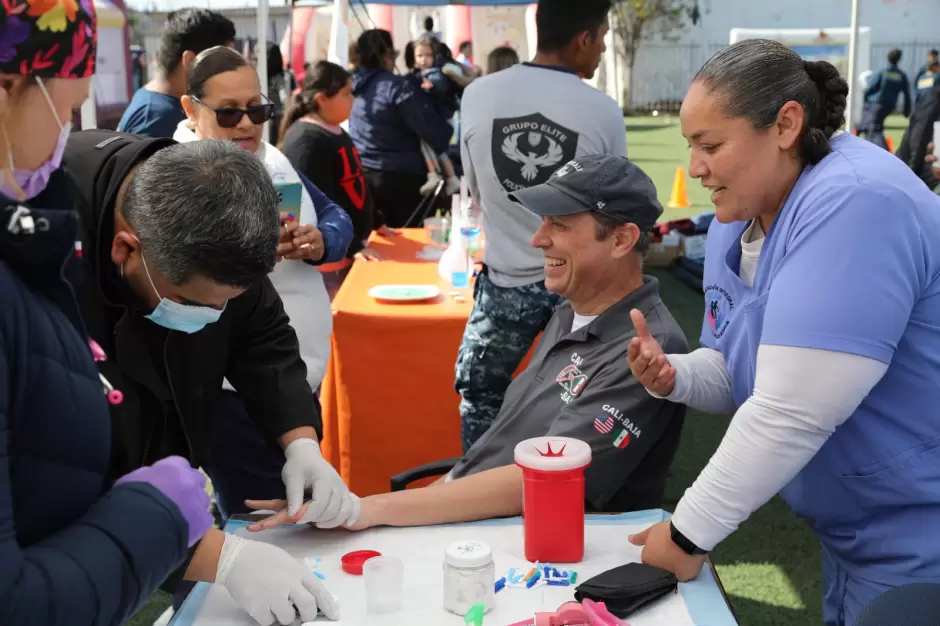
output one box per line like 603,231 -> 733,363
628,0 -> 940,109
683,0 -> 938,44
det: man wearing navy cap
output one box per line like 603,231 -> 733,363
249,155 -> 688,530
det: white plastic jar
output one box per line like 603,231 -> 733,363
442,540 -> 495,615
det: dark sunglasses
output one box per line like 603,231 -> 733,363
192,96 -> 275,128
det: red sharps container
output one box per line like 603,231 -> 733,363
514,436 -> 592,563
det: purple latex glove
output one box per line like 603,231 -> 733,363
114,456 -> 213,547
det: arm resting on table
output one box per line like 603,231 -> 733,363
390,458 -> 462,491
368,465 -> 523,527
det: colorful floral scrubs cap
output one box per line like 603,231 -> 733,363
0,0 -> 97,78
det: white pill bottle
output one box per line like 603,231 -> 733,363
442,540 -> 496,615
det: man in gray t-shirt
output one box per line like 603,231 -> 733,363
455,0 -> 628,452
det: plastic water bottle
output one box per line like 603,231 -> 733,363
460,224 -> 481,256
459,193 -> 482,256
451,234 -> 470,288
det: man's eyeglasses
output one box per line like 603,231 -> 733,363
192,96 -> 275,129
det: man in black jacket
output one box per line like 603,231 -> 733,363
897,76 -> 940,191
63,131 -> 353,625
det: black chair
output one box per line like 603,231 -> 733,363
390,457 -> 462,492
855,583 -> 940,626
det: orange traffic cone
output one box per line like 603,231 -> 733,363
668,167 -> 690,209
886,136 -> 895,153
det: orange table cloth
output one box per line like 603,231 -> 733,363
319,229 -> 474,496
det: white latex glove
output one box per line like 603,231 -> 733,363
216,533 -> 340,624
282,439 -> 360,528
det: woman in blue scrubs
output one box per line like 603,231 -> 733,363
626,39 -> 940,626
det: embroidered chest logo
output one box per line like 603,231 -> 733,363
556,363 -> 588,404
704,285 -> 735,339
337,145 -> 367,210
596,404 -> 642,449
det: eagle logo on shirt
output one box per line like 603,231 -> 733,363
491,113 -> 579,193
501,133 -> 564,181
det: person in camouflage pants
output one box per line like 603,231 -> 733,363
455,269 -> 563,451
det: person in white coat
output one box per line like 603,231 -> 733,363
175,46 -> 353,396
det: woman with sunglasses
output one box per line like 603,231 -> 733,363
176,47 -> 352,399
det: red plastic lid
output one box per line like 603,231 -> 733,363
341,550 -> 382,575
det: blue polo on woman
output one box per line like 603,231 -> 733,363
699,133 -> 940,624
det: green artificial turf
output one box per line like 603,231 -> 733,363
129,115 -> 915,626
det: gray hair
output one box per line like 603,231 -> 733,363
123,140 -> 280,288
695,39 -> 849,165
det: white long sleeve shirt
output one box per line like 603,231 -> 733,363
657,220 -> 889,551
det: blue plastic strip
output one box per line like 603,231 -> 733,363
171,511 -> 737,625
168,581 -> 211,626
681,561 -> 739,626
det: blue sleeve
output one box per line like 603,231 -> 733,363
760,187 -> 924,364
864,71 -> 882,99
425,69 -> 450,98
0,354 -> 189,624
118,109 -> 178,140
394,80 -> 454,155
298,172 -> 353,264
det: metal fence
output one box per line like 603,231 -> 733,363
628,40 -> 938,114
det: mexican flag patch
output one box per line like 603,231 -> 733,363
612,428 -> 631,449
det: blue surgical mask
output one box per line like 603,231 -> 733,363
134,244 -> 225,334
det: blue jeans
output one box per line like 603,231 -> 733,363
173,390 -> 295,609
857,103 -> 889,150
204,390 -> 290,520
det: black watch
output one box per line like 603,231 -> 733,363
670,521 -> 708,555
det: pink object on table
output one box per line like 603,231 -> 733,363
581,599 -> 630,625
510,600 -> 630,626
536,602 -> 587,625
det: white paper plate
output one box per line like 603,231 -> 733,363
368,284 -> 441,303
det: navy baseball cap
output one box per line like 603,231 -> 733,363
509,155 -> 663,231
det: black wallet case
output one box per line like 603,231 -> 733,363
573,562 -> 679,617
